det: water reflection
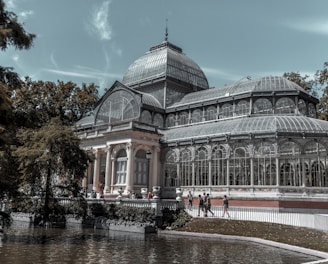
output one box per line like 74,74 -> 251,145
0,222 -> 320,264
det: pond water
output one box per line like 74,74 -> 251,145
0,222 -> 321,264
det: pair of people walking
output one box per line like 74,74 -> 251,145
197,193 -> 214,217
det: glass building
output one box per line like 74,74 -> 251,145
75,38 -> 328,207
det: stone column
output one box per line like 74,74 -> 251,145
125,143 -> 133,193
92,149 -> 100,192
110,155 -> 115,193
104,145 -> 112,194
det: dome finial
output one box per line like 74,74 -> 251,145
165,19 -> 168,41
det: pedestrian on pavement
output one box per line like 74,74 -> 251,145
222,195 -> 230,218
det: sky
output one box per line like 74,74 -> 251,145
2,0 -> 328,95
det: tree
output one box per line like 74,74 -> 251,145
14,118 -> 89,222
315,62 -> 328,120
283,72 -> 316,95
13,78 -> 99,128
0,0 -> 35,51
0,0 -> 35,196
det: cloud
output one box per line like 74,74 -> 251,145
45,67 -> 120,80
203,67 -> 242,82
285,19 -> 328,35
19,10 -> 34,20
89,0 -> 112,41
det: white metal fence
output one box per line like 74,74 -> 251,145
187,205 -> 328,232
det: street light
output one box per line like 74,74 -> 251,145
146,150 -> 151,192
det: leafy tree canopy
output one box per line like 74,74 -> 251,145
0,0 -> 36,51
13,77 -> 99,128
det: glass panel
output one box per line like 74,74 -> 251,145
298,99 -> 306,115
180,149 -> 192,186
96,90 -> 140,125
235,100 -> 250,116
191,109 -> 202,123
275,97 -> 295,114
253,98 -> 273,114
140,110 -> 152,123
153,113 -> 164,128
195,147 -> 208,186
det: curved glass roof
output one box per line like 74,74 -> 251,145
168,76 -> 309,108
122,41 -> 209,90
160,115 -> 328,143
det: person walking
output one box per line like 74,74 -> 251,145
222,195 -> 230,218
187,191 -> 193,210
197,194 -> 204,216
202,192 -> 208,217
206,193 -> 214,216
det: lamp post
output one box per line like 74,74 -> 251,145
146,150 -> 151,193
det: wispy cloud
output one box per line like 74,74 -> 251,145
88,0 -> 112,41
203,67 -> 243,83
45,67 -> 120,80
285,19 -> 328,35
19,10 -> 34,20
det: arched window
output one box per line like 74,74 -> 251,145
304,142 -> 328,187
205,106 -> 217,121
254,143 -> 276,185
298,99 -> 306,115
220,103 -> 233,119
308,103 -> 316,118
235,100 -> 250,116
275,97 -> 295,114
166,114 -> 176,127
180,149 -> 192,186
178,111 -> 189,125
279,141 -> 300,186
191,109 -> 202,123
231,147 -> 250,185
195,147 -> 209,186
212,145 -> 227,185
96,89 -> 139,125
140,110 -> 152,124
134,150 -> 148,185
115,149 -> 127,184
164,151 -> 178,187
153,113 -> 164,128
253,98 -> 273,114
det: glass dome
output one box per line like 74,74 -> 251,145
122,41 -> 209,90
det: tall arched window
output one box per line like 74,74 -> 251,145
231,147 -> 250,185
304,142 -> 328,187
164,150 -> 178,187
195,147 -> 209,186
279,141 -> 300,186
115,149 -> 127,184
254,143 -> 276,185
180,149 -> 192,186
212,145 -> 227,185
134,150 -> 148,185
